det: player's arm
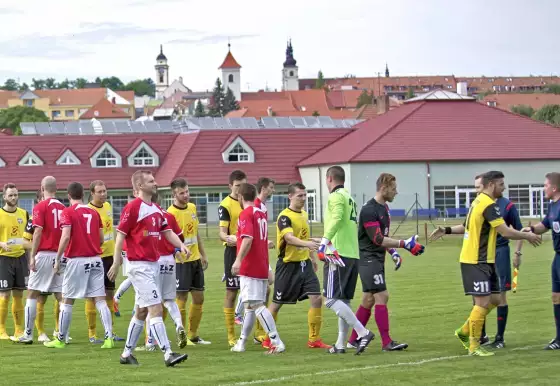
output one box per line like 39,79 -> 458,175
429,223 -> 465,241
109,205 -> 135,281
486,204 -> 540,245
218,205 -> 235,245
278,215 -> 319,250
112,232 -> 125,270
231,211 -> 252,275
56,227 -> 71,264
507,203 -> 524,255
98,213 -> 104,247
163,226 -> 190,260
196,233 -> 208,269
523,219 -> 550,235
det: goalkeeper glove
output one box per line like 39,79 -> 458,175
399,235 -> 425,256
317,237 -> 345,267
388,248 -> 402,270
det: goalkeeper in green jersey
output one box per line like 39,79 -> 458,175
318,166 -> 374,355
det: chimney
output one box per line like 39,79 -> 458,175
457,81 -> 468,96
179,76 -> 183,83
267,106 -> 273,116
375,95 -> 389,114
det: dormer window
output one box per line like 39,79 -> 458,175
90,142 -> 122,168
222,137 -> 254,163
127,141 -> 159,167
18,150 -> 43,166
56,149 -> 81,165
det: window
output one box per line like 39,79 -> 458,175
289,71 -> 294,77
91,142 -> 121,168
18,150 -> 43,166
228,74 -> 234,83
52,110 -> 61,118
507,184 -> 549,218
0,157 -> 5,167
25,99 -> 33,107
65,110 -> 75,118
56,149 -> 81,165
222,137 -> 255,163
305,190 -> 317,222
487,101 -> 496,107
128,141 -> 159,167
207,193 -> 221,203
159,194 -> 173,211
272,193 -> 289,221
190,193 -> 207,224
18,198 -> 33,214
433,185 -> 477,216
109,196 -> 129,225
228,144 -> 249,162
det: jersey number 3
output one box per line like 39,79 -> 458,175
349,198 -> 358,223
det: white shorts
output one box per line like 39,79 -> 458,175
239,276 -> 268,303
62,257 -> 105,299
121,252 -> 129,277
156,254 -> 176,301
27,251 -> 67,293
128,260 -> 161,308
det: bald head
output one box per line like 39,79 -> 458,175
41,176 -> 57,194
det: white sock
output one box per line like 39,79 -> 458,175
58,303 -> 73,341
24,298 -> 37,337
240,309 -> 255,344
163,300 -> 183,329
149,316 -> 172,359
122,317 -> 144,358
95,300 -> 113,339
336,317 -> 350,349
146,312 -> 154,345
235,294 -> 244,317
255,305 -> 281,345
326,299 -> 368,338
115,278 -> 132,301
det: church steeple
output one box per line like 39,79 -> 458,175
283,39 -> 297,68
282,39 -> 299,91
155,44 -> 169,99
385,63 -> 390,78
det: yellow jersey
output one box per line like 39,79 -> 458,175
277,208 -> 310,263
88,201 -> 115,258
218,195 -> 242,240
460,193 -> 505,264
167,203 -> 200,262
0,207 -> 29,258
23,217 -> 33,242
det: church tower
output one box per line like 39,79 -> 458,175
282,39 -> 299,91
219,43 -> 242,102
155,45 -> 169,99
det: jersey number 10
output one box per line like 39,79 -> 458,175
257,218 -> 268,240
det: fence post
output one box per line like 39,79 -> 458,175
424,222 -> 428,245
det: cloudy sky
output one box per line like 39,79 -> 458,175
0,0 -> 558,92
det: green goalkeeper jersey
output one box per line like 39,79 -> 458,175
323,185 -> 359,259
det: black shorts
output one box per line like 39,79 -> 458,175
495,245 -> 511,292
552,253 -> 560,293
461,262 -> 500,296
102,256 -> 115,290
177,259 -> 205,292
273,259 -> 321,304
359,259 -> 387,294
0,254 -> 29,291
223,246 -> 240,290
322,257 -> 358,300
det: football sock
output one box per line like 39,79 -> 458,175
326,299 -> 368,338
459,318 -> 469,335
240,309 -> 256,343
107,298 -> 115,326
85,298 -> 97,338
54,298 -> 60,331
235,294 -> 244,317
115,278 -> 132,300
176,298 -> 187,328
188,303 -> 202,338
149,316 -> 172,358
374,304 -> 391,346
469,305 -> 489,351
12,295 -> 24,336
480,304 -> 495,338
24,298 -> 37,337
145,312 -> 152,344
163,300 -> 183,329
35,301 -> 45,336
554,304 -> 560,341
255,305 -> 281,345
0,297 -> 8,335
496,305 -> 508,339
308,307 -> 323,342
335,317 -> 350,350
224,307 -> 235,343
95,300 -> 113,340
349,305 -> 371,343
58,303 -> 73,341
123,317 -> 144,358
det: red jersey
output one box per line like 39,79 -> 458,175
32,198 -> 66,252
236,205 -> 269,279
254,197 -> 267,213
117,198 -> 169,262
60,204 -> 103,258
158,211 -> 183,256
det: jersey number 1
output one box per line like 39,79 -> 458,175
51,209 -> 62,229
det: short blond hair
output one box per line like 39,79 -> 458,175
131,170 -> 152,190
376,173 -> 396,191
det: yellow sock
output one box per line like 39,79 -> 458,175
176,298 -> 187,328
0,297 -> 9,335
36,302 -> 45,336
224,307 -> 235,342
460,319 -> 470,335
308,307 -> 323,342
107,298 -> 115,327
12,295 -> 24,336
85,299 -> 97,338
54,298 -> 60,331
469,305 -> 489,351
189,304 -> 203,339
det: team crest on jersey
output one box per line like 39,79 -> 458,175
17,218 -> 23,224
553,221 -> 560,233
192,213 -> 197,221
107,211 -> 112,218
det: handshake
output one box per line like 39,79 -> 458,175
520,226 -> 542,247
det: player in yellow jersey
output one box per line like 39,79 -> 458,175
86,180 -> 124,343
0,183 -> 30,340
219,169 -> 247,346
167,178 -> 211,345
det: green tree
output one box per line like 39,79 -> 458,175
2,78 -> 20,91
57,78 -> 71,89
124,78 -> 155,96
0,106 -> 48,135
315,70 -> 325,89
31,78 -> 46,90
533,104 -> 560,125
194,100 -> 206,117
19,82 -> 29,91
545,85 -> 560,94
223,88 -> 240,115
312,110 -> 320,117
208,78 -> 226,117
100,76 -> 125,90
510,104 -> 535,118
75,78 -> 88,89
356,89 -> 374,108
44,78 -> 56,89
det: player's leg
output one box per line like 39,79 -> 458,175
349,259 -> 379,346
374,291 -> 408,351
84,257 -> 114,348
234,291 -> 244,325
232,277 -> 258,352
223,247 -> 240,346
103,256 -> 123,341
175,262 -> 189,328
251,278 -> 284,354
0,256 -> 14,339
114,252 -> 132,315
160,256 -> 187,348
11,254 -> 28,338
187,260 -> 210,345
488,245 -> 511,348
302,261 -> 330,349
85,298 -> 99,343
323,258 -> 374,355
35,293 -> 50,342
253,285 -> 270,341
545,253 -> 560,350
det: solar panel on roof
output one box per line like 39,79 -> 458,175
261,117 -> 279,129
35,122 -> 51,135
65,122 -> 80,134
275,117 -> 294,128
227,118 -> 243,128
318,116 -> 334,127
303,117 -> 320,127
185,118 -> 201,129
144,121 -> 160,132
332,119 -> 346,128
50,122 -> 65,134
100,121 -> 117,134
130,122 -> 146,133
241,117 -> 259,129
20,122 -> 37,135
158,120 -> 174,132
79,121 -> 95,134
214,118 -> 229,129
199,118 -> 216,129
290,117 -> 306,128
115,121 -> 131,133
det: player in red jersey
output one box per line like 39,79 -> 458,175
230,183 -> 285,354
16,176 -> 66,344
107,170 -> 189,367
43,182 -> 114,349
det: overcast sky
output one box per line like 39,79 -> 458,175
0,0 -> 558,92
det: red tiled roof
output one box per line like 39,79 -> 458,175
481,93 -> 560,111
34,88 -> 134,106
299,100 -> 560,166
219,51 -> 241,69
0,91 -> 19,108
326,90 -> 362,109
154,133 -> 199,185
80,98 -> 130,119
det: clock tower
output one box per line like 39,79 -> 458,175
155,44 -> 169,99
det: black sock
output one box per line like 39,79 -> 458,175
554,304 -> 560,341
496,305 -> 508,339
481,321 -> 486,338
